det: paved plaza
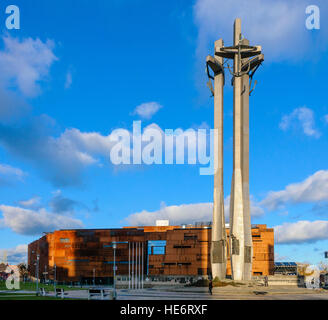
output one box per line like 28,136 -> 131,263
2,285 -> 327,300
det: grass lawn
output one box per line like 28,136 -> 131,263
0,292 -> 35,295
0,292 -> 85,300
0,295 -> 81,300
0,281 -> 87,291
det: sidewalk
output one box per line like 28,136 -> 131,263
144,283 -> 328,296
1,286 -> 327,300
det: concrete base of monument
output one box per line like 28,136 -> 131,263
115,274 -> 303,289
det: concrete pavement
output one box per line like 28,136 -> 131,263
2,285 -> 328,300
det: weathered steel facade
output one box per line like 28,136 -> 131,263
28,224 -> 274,283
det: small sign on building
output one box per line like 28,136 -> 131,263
156,220 -> 169,227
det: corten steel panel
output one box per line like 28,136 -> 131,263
28,225 -> 274,281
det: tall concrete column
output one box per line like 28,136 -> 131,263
241,52 -> 252,281
229,18 -> 245,281
209,39 -> 226,280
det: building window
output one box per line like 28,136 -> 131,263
173,245 -> 192,248
197,268 -> 210,275
60,238 -> 70,243
77,231 -> 94,237
198,268 -> 206,275
68,259 -> 89,263
148,240 -> 166,255
184,234 -> 197,240
177,262 -> 191,266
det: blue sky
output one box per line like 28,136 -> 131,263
0,0 -> 328,265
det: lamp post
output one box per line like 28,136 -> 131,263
44,265 -> 47,283
54,264 -> 56,293
138,242 -> 141,289
128,242 -> 130,290
142,242 -> 144,289
93,268 -> 95,286
132,242 -> 134,289
24,261 -> 27,283
36,254 -> 40,296
113,242 -> 117,299
135,242 -> 137,289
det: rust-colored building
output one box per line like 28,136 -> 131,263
28,224 -> 274,284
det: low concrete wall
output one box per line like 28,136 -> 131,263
253,275 -> 302,286
118,275 -> 305,287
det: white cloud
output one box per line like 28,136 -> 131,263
0,205 -> 83,236
0,163 -> 25,185
19,196 -> 41,209
274,252 -> 289,261
59,127 -> 115,157
192,121 -> 210,130
0,35 -> 57,97
124,197 -> 264,226
93,121 -> 208,167
261,170 -> 328,211
0,244 -> 28,265
0,163 -> 24,178
132,102 -> 163,119
65,71 -> 72,89
324,115 -> 328,124
224,195 -> 264,218
0,116 -> 107,186
275,220 -> 328,244
0,87 -> 30,123
193,0 -> 328,63
0,117 -> 215,185
49,189 -> 85,215
279,107 -> 320,138
125,202 -> 212,226
250,199 -> 265,216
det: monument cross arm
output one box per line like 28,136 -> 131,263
241,54 -> 264,73
206,55 -> 224,76
215,45 -> 262,59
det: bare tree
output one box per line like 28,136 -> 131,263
17,263 -> 28,281
318,261 -> 328,274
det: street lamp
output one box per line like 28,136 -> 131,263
54,264 -> 57,293
113,242 -> 117,299
44,265 -> 47,283
128,242 -> 130,290
24,261 -> 27,283
36,254 -> 40,296
93,268 -> 95,287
